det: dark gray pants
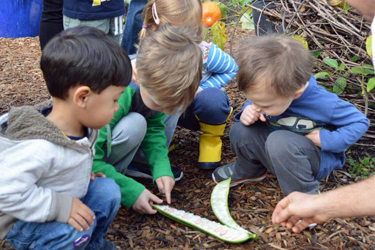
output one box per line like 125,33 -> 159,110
230,121 -> 320,194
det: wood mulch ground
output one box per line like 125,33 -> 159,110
1,29 -> 375,249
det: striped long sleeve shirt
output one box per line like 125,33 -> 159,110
198,41 -> 238,92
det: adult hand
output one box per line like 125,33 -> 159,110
131,188 -> 163,214
155,176 -> 175,204
272,192 -> 329,233
68,198 -> 95,232
240,105 -> 266,126
305,130 -> 321,148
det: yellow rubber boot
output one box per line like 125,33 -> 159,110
197,122 -> 226,169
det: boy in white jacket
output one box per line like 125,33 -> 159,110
0,26 -> 131,250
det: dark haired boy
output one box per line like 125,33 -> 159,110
213,35 -> 369,195
0,26 -> 131,250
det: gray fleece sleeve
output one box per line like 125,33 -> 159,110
48,191 -> 73,223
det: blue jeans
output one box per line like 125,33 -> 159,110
4,178 -> 121,250
178,88 -> 231,130
121,0 -> 147,54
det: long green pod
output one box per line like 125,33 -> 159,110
211,178 -> 258,240
153,204 -> 252,243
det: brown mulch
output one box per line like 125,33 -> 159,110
1,32 -> 375,250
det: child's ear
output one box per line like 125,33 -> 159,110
293,87 -> 305,100
73,86 -> 92,108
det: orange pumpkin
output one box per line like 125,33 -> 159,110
202,2 -> 221,27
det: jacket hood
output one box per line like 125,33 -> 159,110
0,101 -> 95,149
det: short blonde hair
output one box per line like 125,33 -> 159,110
139,0 -> 202,39
235,35 -> 314,97
137,24 -> 202,112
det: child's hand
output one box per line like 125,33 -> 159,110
69,198 -> 95,232
131,59 -> 139,85
90,172 -> 106,180
155,176 -> 175,204
305,130 -> 321,148
240,105 -> 266,126
132,188 -> 163,214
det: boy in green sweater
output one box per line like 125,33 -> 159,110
93,25 -> 202,213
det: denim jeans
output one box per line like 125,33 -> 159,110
121,0 -> 147,54
4,178 -> 121,250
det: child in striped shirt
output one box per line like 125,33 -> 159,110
130,0 -> 238,170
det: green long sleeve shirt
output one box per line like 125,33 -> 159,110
92,84 -> 174,208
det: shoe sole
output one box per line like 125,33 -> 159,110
126,169 -> 184,182
212,171 -> 268,187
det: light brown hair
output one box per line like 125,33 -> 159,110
234,35 -> 314,97
139,0 -> 202,40
136,24 -> 202,112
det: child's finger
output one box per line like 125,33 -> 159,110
156,179 -> 165,194
259,113 -> 266,122
68,217 -> 83,232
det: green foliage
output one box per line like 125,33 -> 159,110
347,156 -> 375,179
228,0 -> 251,7
213,0 -> 228,19
366,35 -> 372,58
239,8 -> 254,30
367,78 -> 375,92
211,21 -> 227,50
320,57 -> 375,94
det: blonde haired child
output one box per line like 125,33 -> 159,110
93,24 -> 202,214
130,0 -> 238,169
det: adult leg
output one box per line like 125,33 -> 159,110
121,0 -> 148,54
252,0 -> 279,35
39,0 -> 64,50
63,16 -> 110,34
265,130 -> 321,194
178,88 -> 232,169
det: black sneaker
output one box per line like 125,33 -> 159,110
126,163 -> 183,181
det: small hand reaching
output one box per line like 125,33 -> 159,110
155,176 -> 175,204
132,188 -> 163,214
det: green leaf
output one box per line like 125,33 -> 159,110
323,58 -> 338,69
314,71 -> 331,79
338,62 -> 345,71
350,56 -> 360,62
211,21 -> 227,50
343,2 -> 350,13
213,1 -> 228,19
350,66 -> 373,76
333,77 -> 347,95
312,50 -> 322,58
240,12 -> 254,30
366,35 -> 372,58
367,78 -> 375,92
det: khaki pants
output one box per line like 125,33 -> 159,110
63,15 -> 123,44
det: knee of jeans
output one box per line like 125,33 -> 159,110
265,130 -> 295,158
99,178 -> 121,208
194,88 -> 230,124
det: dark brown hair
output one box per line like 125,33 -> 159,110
234,35 -> 314,97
